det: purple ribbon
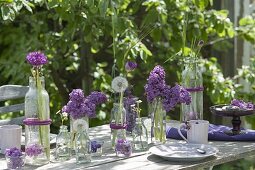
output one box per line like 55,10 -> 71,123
186,86 -> 204,92
110,123 -> 127,130
23,118 -> 52,126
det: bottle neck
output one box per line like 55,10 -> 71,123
29,76 -> 45,89
59,125 -> 68,133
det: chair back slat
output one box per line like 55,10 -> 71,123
0,85 -> 28,125
0,85 -> 28,102
0,103 -> 25,114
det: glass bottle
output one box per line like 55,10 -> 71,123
110,103 -> 126,149
150,98 -> 166,144
75,126 -> 91,164
55,125 -> 71,161
24,76 -> 50,165
132,118 -> 148,151
181,60 -> 203,122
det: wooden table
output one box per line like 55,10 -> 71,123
1,124 -> 255,170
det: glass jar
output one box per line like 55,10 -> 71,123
55,125 -> 71,161
150,98 -> 166,144
75,127 -> 91,164
6,154 -> 25,169
24,76 -> 50,165
70,116 -> 89,151
181,61 -> 203,122
110,103 -> 126,149
115,139 -> 132,157
124,97 -> 138,133
132,118 -> 148,151
91,140 -> 104,157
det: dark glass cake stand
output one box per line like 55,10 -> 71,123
210,104 -> 255,135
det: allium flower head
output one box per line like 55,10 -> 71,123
5,147 -> 22,157
26,51 -> 48,66
125,61 -> 137,71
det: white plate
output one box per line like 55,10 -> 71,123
149,143 -> 218,162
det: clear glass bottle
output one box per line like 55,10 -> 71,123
24,76 -> 50,165
75,126 -> 91,164
110,103 -> 126,149
150,98 -> 166,144
132,118 -> 148,151
55,125 -> 71,161
124,97 -> 138,133
181,60 -> 203,122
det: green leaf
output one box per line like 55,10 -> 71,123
99,0 -> 109,17
1,6 -> 15,21
192,0 -> 209,10
21,0 -> 33,13
239,16 -> 254,26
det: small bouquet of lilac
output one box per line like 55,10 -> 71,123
144,65 -> 191,143
5,147 -> 25,169
231,99 -> 254,110
115,139 -> 132,157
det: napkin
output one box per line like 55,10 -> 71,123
166,124 -> 255,141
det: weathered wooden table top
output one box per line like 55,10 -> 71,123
1,124 -> 255,170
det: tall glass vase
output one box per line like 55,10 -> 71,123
24,76 -> 51,165
150,98 -> 166,144
181,60 -> 203,122
110,103 -> 126,149
70,116 -> 89,150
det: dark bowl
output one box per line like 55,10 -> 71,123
210,104 -> 255,117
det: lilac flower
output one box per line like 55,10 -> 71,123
63,89 -> 106,119
26,51 -> 48,66
125,61 -> 137,71
91,140 -> 103,153
5,147 -> 22,157
115,139 -> 132,157
69,89 -> 85,102
5,148 -> 24,169
25,144 -> 43,157
144,65 -> 166,102
87,91 -> 107,105
231,99 -> 254,110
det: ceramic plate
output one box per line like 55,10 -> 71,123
149,143 -> 218,162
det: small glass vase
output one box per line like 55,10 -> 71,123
91,140 -> 104,157
5,154 -> 25,169
75,127 -> 91,164
24,76 -> 50,165
110,103 -> 127,149
124,97 -> 138,133
150,98 -> 166,144
70,116 -> 89,150
115,139 -> 132,157
132,118 -> 148,151
181,60 -> 203,122
55,125 -> 71,161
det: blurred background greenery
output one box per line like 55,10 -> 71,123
0,0 -> 255,169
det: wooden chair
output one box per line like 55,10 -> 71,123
0,85 -> 29,125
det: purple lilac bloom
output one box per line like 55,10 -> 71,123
115,139 -> 132,157
69,89 -> 85,102
144,65 -> 166,102
162,84 -> 191,112
26,51 -> 48,66
125,61 -> 137,71
124,97 -> 137,132
231,99 -> 254,110
25,144 -> 43,157
87,91 -> 107,105
5,147 -> 22,157
91,141 -> 102,153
